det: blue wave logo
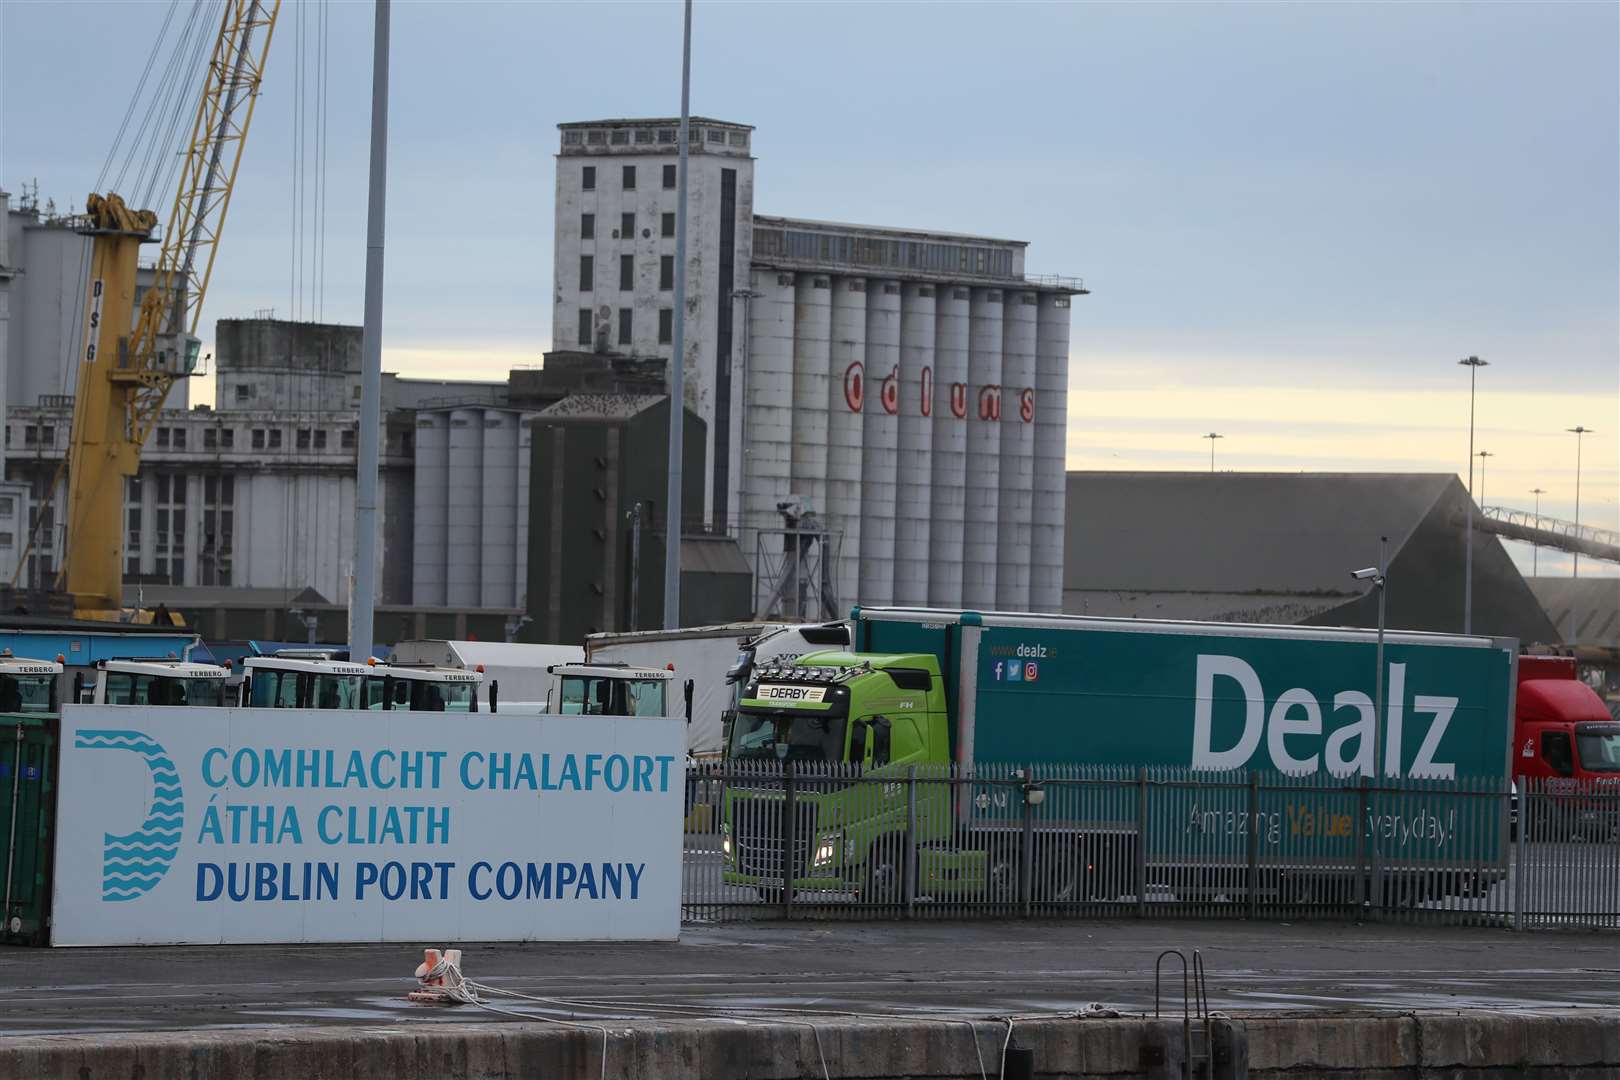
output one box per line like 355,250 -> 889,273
75,730 -> 183,902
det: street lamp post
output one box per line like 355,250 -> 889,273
1567,427 -> 1591,578
1351,537 -> 1391,911
1458,356 -> 1488,634
1352,536 -> 1390,778
1529,487 -> 1547,576
1202,432 -> 1223,474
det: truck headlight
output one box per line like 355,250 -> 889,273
813,832 -> 840,868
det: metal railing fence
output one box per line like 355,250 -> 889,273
682,762 -> 1619,930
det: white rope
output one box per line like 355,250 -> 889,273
414,957 -> 610,1080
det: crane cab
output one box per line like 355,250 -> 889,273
242,653 -> 368,709
90,658 -> 229,707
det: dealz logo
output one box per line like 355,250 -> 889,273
75,730 -> 184,901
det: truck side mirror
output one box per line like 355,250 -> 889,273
849,721 -> 868,765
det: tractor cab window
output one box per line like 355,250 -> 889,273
560,675 -> 648,716
0,675 -> 54,713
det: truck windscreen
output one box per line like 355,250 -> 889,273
728,710 -> 847,763
1576,725 -> 1620,772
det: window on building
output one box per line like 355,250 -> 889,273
620,254 -> 634,291
662,164 -> 676,188
268,429 -> 282,450
578,308 -> 593,347
562,130 -> 582,146
156,427 -> 170,448
729,131 -> 747,148
297,428 -> 311,450
580,212 -> 595,239
660,255 -> 674,291
586,129 -> 606,146
0,532 -> 13,549
621,165 -> 636,189
0,496 -> 13,518
200,472 -> 235,586
153,471 -> 185,585
618,308 -> 632,345
661,211 -> 675,238
634,128 -> 654,145
582,165 -> 595,190
341,428 -> 355,450
22,427 -> 35,448
251,429 -> 265,450
620,212 -> 635,238
707,128 -> 724,144
610,128 -> 629,146
658,128 -> 675,144
203,428 -> 217,449
40,425 -> 54,445
234,383 -> 253,403
221,428 -> 234,449
658,308 -> 673,344
315,430 -> 327,450
172,427 -> 186,450
125,475 -> 143,556
579,254 -> 594,291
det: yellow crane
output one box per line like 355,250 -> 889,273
52,0 -> 280,618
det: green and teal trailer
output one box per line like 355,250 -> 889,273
720,607 -> 1518,905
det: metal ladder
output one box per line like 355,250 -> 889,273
1155,948 -> 1211,1080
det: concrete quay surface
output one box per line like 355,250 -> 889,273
0,920 -> 1615,1078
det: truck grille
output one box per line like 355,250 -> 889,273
734,796 -> 817,880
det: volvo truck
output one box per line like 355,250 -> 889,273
722,607 -> 1518,904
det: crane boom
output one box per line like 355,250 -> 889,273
57,0 -> 279,615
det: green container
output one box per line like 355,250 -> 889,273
0,714 -> 58,946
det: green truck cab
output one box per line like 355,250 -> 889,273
722,651 -> 1012,901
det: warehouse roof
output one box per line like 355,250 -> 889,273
1064,472 -> 1452,593
1062,471 -> 1559,644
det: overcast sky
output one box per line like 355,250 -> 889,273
3,1 -> 1616,575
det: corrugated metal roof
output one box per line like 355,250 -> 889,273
535,393 -> 664,420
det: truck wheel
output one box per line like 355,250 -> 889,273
985,849 -> 1018,903
862,841 -> 903,905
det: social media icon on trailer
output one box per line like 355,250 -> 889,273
1005,661 -> 1022,683
1024,662 -> 1038,682
993,661 -> 1003,681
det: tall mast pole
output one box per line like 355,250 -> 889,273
350,0 -> 390,661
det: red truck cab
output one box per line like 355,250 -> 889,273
1515,655 -> 1620,787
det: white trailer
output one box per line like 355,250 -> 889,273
584,622 -> 850,757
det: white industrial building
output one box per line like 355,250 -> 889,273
553,119 -> 1082,613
